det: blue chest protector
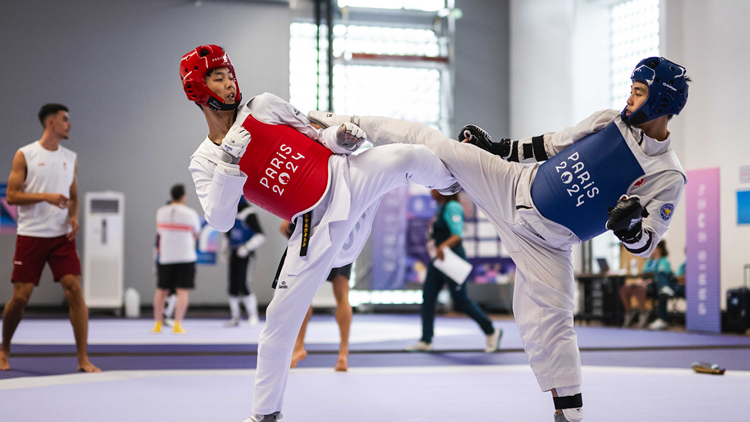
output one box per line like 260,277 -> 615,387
228,219 -> 255,249
530,122 -> 645,242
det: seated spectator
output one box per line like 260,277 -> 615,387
674,259 -> 686,286
643,240 -> 678,330
620,240 -> 672,329
651,257 -> 687,329
619,272 -> 650,329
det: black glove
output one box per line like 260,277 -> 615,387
458,124 -> 511,159
606,195 -> 649,243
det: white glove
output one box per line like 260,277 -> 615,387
221,125 -> 251,161
336,122 -> 366,152
308,110 -> 360,128
236,245 -> 250,258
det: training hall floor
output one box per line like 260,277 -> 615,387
2,314 -> 750,421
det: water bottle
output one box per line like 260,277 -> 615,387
124,288 -> 141,318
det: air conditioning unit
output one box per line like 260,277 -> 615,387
83,192 -> 125,309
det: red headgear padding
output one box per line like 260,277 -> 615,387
180,45 -> 242,111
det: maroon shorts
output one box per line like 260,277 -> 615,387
11,235 -> 81,285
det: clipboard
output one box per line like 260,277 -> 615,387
433,247 -> 473,285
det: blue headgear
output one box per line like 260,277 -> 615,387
621,57 -> 689,126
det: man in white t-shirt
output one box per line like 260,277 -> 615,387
152,184 -> 201,334
1,104 -> 99,373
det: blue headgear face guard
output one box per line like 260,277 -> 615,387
621,57 -> 689,126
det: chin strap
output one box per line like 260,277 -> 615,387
622,107 -> 650,126
553,394 -> 583,410
205,96 -> 241,112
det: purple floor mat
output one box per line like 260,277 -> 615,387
6,315 -> 750,356
3,347 -> 750,380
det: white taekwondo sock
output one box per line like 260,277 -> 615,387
242,293 -> 258,319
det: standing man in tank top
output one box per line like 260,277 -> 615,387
1,104 -> 99,372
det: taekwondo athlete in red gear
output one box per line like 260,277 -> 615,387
180,45 -> 458,422
308,57 -> 690,422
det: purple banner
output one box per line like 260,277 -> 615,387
685,168 -> 721,333
0,183 -> 18,235
371,186 -> 408,290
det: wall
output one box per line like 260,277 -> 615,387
0,0 -> 512,308
509,0 -> 575,138
0,0 -> 291,306
662,0 -> 750,305
454,0 -> 510,140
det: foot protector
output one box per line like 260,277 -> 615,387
553,394 -> 583,410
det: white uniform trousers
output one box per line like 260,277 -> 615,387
252,143 -> 456,415
359,117 -> 583,392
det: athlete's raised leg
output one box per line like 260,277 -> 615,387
347,143 -> 457,202
318,115 -> 524,225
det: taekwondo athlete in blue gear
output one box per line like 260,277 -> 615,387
309,56 -> 690,422
224,198 -> 265,327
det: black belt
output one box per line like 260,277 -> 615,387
299,211 -> 312,257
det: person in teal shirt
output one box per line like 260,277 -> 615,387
406,191 -> 501,352
620,240 -> 674,329
675,261 -> 686,283
641,241 -> 676,330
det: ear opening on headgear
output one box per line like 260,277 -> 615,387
652,94 -> 674,115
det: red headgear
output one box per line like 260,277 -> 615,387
180,45 -> 242,111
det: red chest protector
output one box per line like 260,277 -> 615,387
238,114 -> 332,221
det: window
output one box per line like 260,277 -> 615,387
290,22 -> 330,115
598,0 -> 660,273
461,203 -> 507,260
290,22 -> 446,132
337,0 -> 445,11
290,19 -> 452,305
610,0 -> 660,110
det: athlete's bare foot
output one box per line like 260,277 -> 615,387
334,354 -> 348,372
77,360 -> 101,373
290,348 -> 307,368
0,350 -> 10,371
